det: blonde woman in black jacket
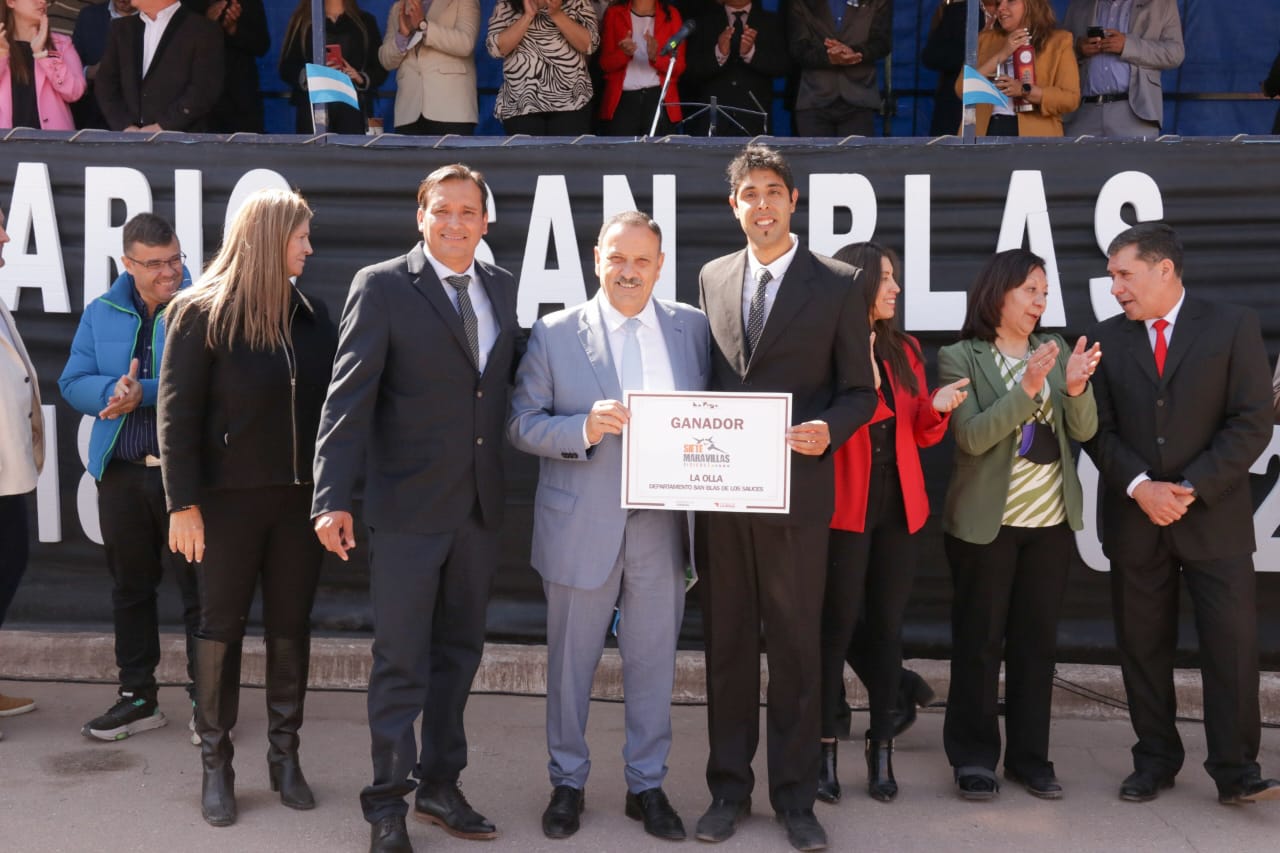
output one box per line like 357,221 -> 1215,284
159,189 -> 337,827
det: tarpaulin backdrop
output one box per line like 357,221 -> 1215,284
1,136 -> 1278,664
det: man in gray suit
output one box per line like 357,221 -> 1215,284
1063,0 -> 1184,137
508,211 -> 710,842
313,164 -> 522,853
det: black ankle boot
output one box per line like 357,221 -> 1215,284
266,635 -> 315,810
865,735 -> 898,802
195,638 -> 241,826
817,741 -> 841,803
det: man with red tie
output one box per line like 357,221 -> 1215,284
1085,222 -> 1280,806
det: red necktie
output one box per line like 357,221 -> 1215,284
1153,318 -> 1169,376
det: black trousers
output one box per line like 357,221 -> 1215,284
820,464 -> 917,739
603,87 -> 675,136
196,484 -> 321,644
394,116 -> 477,136
942,523 -> 1072,778
359,507 -> 499,822
794,103 -> 876,137
98,460 -> 199,699
0,492 -> 30,627
501,106 -> 593,136
1111,536 -> 1261,787
700,513 -> 828,812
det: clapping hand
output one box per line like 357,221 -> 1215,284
99,358 -> 142,419
1064,336 -> 1102,397
619,36 -> 637,56
932,377 -> 971,413
740,25 -> 757,55
1020,339 -> 1059,399
644,31 -> 658,59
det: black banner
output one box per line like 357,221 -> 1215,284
2,136 -> 1279,664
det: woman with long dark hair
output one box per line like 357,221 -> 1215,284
279,0 -> 387,134
160,189 -> 337,826
817,242 -> 969,805
0,0 -> 85,130
937,248 -> 1100,801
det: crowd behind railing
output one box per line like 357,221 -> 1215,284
4,0 -> 1280,139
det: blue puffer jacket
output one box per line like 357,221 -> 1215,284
58,269 -> 191,480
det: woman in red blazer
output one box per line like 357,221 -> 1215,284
817,242 -> 970,805
596,0 -> 685,135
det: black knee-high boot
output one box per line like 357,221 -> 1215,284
266,635 -> 315,810
195,637 -> 241,826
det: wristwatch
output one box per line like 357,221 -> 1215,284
418,19 -> 427,31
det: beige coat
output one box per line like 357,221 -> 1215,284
0,301 -> 44,496
379,0 -> 480,127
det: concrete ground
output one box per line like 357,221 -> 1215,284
2,678 -> 1279,853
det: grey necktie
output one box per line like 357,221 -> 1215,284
745,267 -> 772,358
444,274 -> 480,368
620,317 -> 644,391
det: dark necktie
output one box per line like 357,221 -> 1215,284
730,11 -> 745,60
745,267 -> 772,358
445,274 -> 480,368
1152,318 -> 1169,376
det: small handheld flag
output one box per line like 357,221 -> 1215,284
961,66 -> 1011,110
305,63 -> 360,111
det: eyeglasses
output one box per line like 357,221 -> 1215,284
126,252 -> 186,272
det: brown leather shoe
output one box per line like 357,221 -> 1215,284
413,780 -> 497,839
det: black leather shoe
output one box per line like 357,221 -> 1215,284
625,787 -> 685,841
413,780 -> 496,839
865,736 -> 897,802
955,771 -> 1000,801
1217,774 -> 1280,805
542,785 -> 584,839
816,741 -> 841,804
775,808 -> 828,852
694,797 -> 749,843
369,815 -> 413,853
1004,767 -> 1063,800
1119,770 -> 1175,803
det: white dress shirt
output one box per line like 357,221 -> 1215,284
423,249 -> 500,375
740,233 -> 799,334
141,2 -> 182,78
1125,288 -> 1186,497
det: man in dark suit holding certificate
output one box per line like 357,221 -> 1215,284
694,145 -> 877,851
313,164 -> 523,853
1086,222 -> 1280,806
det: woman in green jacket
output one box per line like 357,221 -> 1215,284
937,248 -> 1100,802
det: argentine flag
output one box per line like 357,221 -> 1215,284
961,66 -> 1011,110
305,63 -> 360,111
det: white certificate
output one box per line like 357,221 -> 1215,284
621,391 -> 793,513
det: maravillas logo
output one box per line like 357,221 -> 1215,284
683,435 -> 731,466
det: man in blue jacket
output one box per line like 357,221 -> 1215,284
59,213 -> 199,742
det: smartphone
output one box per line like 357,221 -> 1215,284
1087,26 -> 1105,39
325,43 -> 343,65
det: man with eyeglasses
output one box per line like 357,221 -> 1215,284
59,212 -> 200,742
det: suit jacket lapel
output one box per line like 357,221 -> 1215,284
654,301 -> 692,391
971,339 -> 1008,399
407,244 -> 476,370
1159,296 -> 1201,385
706,250 -> 750,377
580,296 -> 623,400
750,248 -> 813,369
1124,318 -> 1161,387
144,6 -> 186,82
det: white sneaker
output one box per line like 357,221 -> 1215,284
189,708 -> 200,746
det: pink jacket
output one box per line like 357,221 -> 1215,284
0,33 -> 86,130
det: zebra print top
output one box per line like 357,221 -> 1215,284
486,0 -> 600,120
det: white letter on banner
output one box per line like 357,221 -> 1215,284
995,171 -> 1065,327
517,175 -> 585,327
1090,171 -> 1163,321
602,174 -> 677,301
174,169 -> 204,280
902,174 -> 964,331
35,404 -> 60,542
1074,449 -> 1107,571
224,169 -> 292,234
807,173 -> 876,258
76,414 -> 102,545
475,183 -> 497,266
83,167 -> 151,306
1248,428 -> 1280,572
0,162 -> 69,312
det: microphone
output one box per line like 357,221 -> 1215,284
658,19 -> 696,58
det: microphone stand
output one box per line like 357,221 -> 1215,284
677,96 -> 769,137
648,51 -> 680,137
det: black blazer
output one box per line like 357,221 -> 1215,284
181,0 -> 270,133
158,287 -> 338,511
96,5 -> 225,131
683,5 -> 790,133
698,246 -> 877,525
312,244 -> 523,535
1085,296 -> 1273,563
